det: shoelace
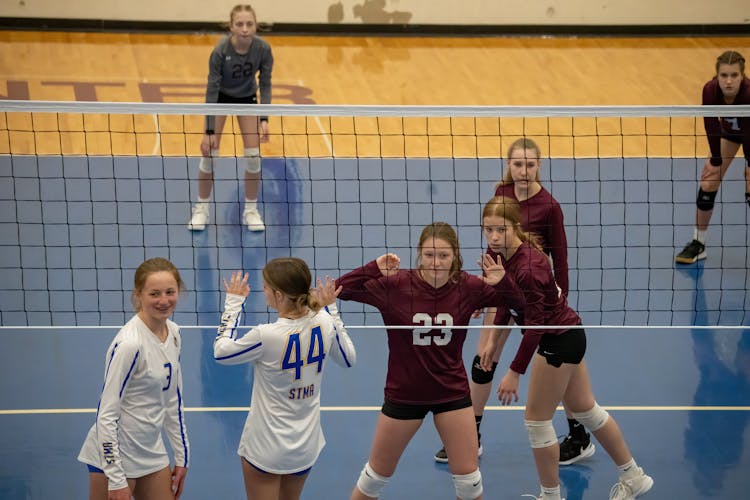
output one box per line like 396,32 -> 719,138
609,481 -> 632,499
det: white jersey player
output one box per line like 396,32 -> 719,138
214,259 -> 356,500
78,258 -> 190,500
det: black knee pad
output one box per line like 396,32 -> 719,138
696,188 -> 718,211
471,355 -> 497,384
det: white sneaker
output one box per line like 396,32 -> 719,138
243,207 -> 265,231
609,467 -> 653,499
187,203 -> 209,231
521,492 -> 564,500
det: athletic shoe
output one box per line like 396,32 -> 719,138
609,467 -> 654,499
243,207 -> 265,231
675,239 -> 706,264
433,439 -> 483,463
187,203 -> 209,231
521,492 -> 565,500
559,432 -> 596,466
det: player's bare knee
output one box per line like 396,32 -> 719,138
356,462 -> 389,498
452,469 -> 482,499
243,147 -> 261,174
524,419 -> 557,448
571,402 -> 609,432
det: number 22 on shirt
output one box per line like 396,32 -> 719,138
281,326 -> 326,380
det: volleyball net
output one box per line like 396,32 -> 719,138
1,100 -> 748,327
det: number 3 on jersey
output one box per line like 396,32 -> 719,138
281,326 -> 326,380
413,313 -> 454,346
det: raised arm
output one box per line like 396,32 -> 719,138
335,254 -> 399,307
213,271 -> 264,365
312,276 -> 356,368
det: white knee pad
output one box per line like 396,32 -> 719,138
452,469 -> 482,499
243,147 -> 261,174
356,462 -> 389,498
198,149 -> 220,174
524,419 -> 557,448
571,403 -> 609,432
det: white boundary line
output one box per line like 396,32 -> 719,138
151,114 -> 161,156
297,79 -> 333,156
1,405 -> 748,415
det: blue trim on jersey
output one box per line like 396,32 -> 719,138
95,342 -> 120,425
214,342 -> 262,361
325,306 -> 352,368
176,386 -> 189,467
230,311 -> 240,340
119,351 -> 140,399
334,334 -> 352,367
216,308 -> 242,340
87,464 -> 104,474
103,342 -> 119,381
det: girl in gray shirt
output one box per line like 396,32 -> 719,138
188,4 -> 273,232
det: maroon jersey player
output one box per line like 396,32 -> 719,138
337,222 -> 523,500
435,138 -> 587,467
480,196 -> 653,500
495,138 -> 568,296
676,50 -> 750,264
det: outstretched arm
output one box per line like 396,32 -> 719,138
213,271 -> 264,364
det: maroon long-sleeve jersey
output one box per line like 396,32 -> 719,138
491,243 -> 581,375
336,260 -> 523,404
494,183 -> 569,296
702,76 -> 750,166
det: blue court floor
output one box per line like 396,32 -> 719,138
1,153 -> 749,498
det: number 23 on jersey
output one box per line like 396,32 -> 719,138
413,313 -> 454,346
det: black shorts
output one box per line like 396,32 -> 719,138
217,92 -> 258,104
381,395 -> 472,420
242,456 -> 311,476
537,328 -> 586,368
721,129 -> 743,144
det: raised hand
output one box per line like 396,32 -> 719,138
376,253 -> 401,277
312,276 -> 342,307
479,253 -> 505,285
223,271 -> 251,297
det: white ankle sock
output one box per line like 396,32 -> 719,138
694,228 -> 707,244
245,198 -> 258,211
617,458 -> 639,479
541,485 -> 561,499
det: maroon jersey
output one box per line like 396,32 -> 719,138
494,183 -> 569,296
336,260 -> 523,404
702,77 -> 750,166
491,243 -> 581,374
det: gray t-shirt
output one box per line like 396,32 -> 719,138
205,35 -> 273,131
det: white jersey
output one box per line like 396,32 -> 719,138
214,293 -> 356,474
78,315 -> 189,490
